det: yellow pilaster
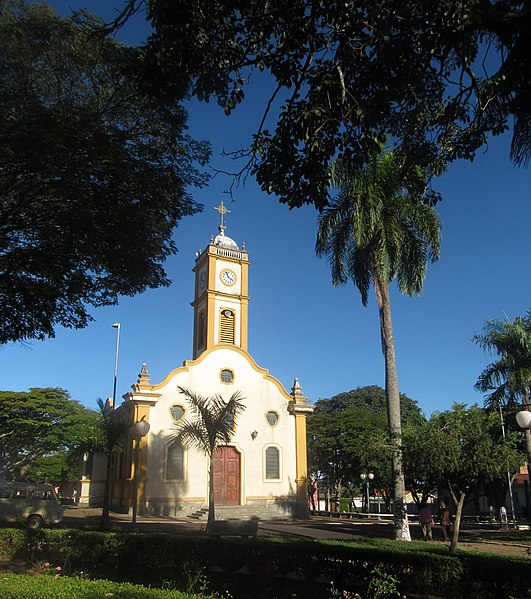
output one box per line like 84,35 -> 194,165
288,378 -> 314,515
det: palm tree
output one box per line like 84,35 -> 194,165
474,311 -> 531,487
316,151 -> 441,541
173,386 -> 246,531
77,399 -> 129,531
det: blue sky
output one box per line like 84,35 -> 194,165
2,1 -> 530,416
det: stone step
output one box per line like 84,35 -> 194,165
187,504 -> 292,522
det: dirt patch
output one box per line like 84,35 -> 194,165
456,539 -> 531,557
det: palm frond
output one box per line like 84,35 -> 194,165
173,386 -> 246,457
474,313 -> 531,406
316,150 -> 441,305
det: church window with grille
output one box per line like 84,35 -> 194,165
220,368 -> 234,383
266,411 -> 279,427
219,309 -> 235,344
165,440 -> 185,481
169,405 -> 185,423
265,446 -> 280,480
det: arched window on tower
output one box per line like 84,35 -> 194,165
219,309 -> 235,344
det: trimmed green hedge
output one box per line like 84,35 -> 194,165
0,528 -> 529,598
0,573 -> 207,598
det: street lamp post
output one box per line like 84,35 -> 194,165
111,323 -> 121,409
516,409 -> 531,517
130,418 -> 150,531
360,472 -> 375,513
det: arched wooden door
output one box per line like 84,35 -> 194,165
213,446 -> 241,505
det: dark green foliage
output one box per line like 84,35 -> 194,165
0,0 -> 210,344
141,0 -> 531,208
0,388 -> 99,481
0,528 -> 528,598
1,573 -> 203,598
309,387 -> 425,509
315,385 -> 424,426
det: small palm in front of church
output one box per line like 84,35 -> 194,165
173,386 -> 246,531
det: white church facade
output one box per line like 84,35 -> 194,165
80,205 -> 313,519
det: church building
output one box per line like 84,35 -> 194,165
80,203 -> 313,519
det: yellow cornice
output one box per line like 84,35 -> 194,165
145,345 -> 293,401
191,291 -> 251,308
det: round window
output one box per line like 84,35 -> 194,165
221,369 -> 234,383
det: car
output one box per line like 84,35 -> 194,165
0,482 -> 64,529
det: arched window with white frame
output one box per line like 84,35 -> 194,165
264,445 -> 281,481
165,439 -> 185,481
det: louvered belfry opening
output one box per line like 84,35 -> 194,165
220,309 -> 235,344
198,311 -> 205,349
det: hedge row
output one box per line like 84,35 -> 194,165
0,573 -> 208,599
0,528 -> 529,598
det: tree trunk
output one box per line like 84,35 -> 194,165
449,491 -> 466,555
99,452 -> 112,531
374,276 -> 411,541
206,456 -> 215,532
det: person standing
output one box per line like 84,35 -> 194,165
419,504 -> 434,541
439,502 -> 451,542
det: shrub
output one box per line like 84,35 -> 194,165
0,573 -> 208,598
0,528 -> 528,598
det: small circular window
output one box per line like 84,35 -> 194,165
221,369 -> 234,383
266,411 -> 279,427
170,405 -> 185,423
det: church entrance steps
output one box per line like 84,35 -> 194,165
188,507 -> 209,520
186,504 -> 296,521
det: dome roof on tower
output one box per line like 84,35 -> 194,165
214,229 -> 239,251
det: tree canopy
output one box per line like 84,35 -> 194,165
140,0 -> 530,208
0,387 -> 98,481
315,385 -> 425,426
0,0 -> 210,344
428,403 -> 523,553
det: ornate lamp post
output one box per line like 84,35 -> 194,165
130,418 -> 150,531
360,472 -> 375,513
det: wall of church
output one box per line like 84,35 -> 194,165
142,347 -> 298,517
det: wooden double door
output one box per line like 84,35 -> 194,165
213,446 -> 241,505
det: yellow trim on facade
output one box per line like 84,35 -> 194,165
143,345 -> 294,401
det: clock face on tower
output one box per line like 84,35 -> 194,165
199,270 -> 207,290
220,269 -> 236,286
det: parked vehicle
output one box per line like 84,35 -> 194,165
0,482 -> 64,529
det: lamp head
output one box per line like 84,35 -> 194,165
516,410 -> 531,429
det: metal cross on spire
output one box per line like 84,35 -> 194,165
214,200 -> 230,234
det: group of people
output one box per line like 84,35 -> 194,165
418,502 -> 451,542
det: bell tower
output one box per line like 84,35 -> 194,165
192,202 -> 250,359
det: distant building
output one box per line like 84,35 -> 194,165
80,204 -> 313,519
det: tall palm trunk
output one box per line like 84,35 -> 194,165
207,455 -> 216,531
374,275 -> 411,541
